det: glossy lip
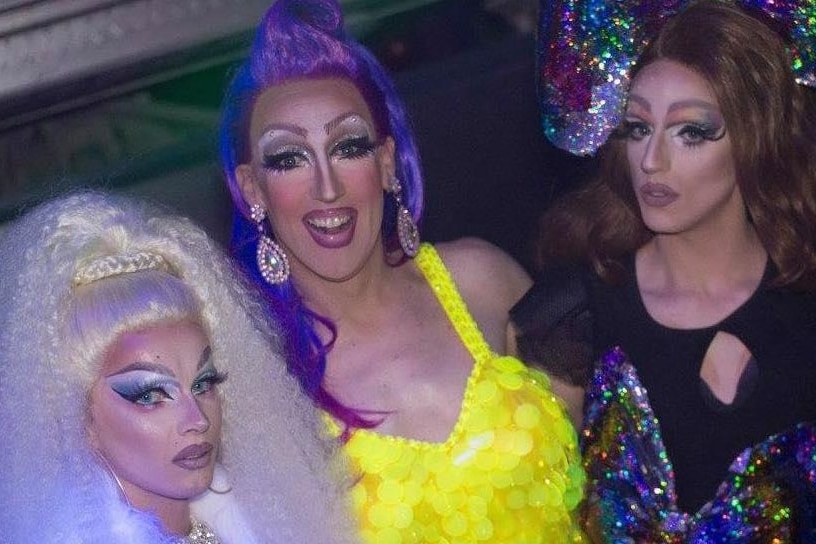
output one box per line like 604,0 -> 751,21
639,181 -> 679,208
172,442 -> 213,470
303,207 -> 357,249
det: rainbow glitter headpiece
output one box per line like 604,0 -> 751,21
538,0 -> 816,156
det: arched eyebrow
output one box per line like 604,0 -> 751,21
105,346 -> 211,378
259,123 -> 307,139
627,94 -> 651,112
105,361 -> 173,378
627,94 -> 719,115
667,99 -> 720,114
197,346 -> 212,370
324,112 -> 369,134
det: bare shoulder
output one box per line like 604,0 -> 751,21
434,237 -> 532,308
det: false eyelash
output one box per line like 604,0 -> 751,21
614,120 -> 649,140
192,370 -> 229,395
332,135 -> 376,159
679,122 -> 726,141
111,378 -> 173,404
197,370 -> 229,386
262,149 -> 308,172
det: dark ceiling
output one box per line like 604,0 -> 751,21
0,0 -> 587,272
0,0 -> 529,218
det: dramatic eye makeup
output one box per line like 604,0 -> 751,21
616,119 -> 651,141
191,349 -> 228,395
106,368 -> 181,407
618,118 -> 725,142
104,346 -> 224,406
326,112 -> 377,160
618,102 -> 726,147
672,118 -> 726,145
261,144 -> 310,173
256,112 -> 379,172
258,128 -> 310,174
330,134 -> 377,159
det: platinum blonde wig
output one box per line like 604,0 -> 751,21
0,191 -> 356,543
66,267 -> 203,388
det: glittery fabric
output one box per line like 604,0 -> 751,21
177,519 -> 220,543
326,244 -> 586,543
538,0 -> 816,156
582,347 -> 816,542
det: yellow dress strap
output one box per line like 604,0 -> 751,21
414,243 -> 493,364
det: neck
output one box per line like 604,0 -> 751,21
641,220 -> 766,292
299,256 -> 424,355
123,483 -> 192,536
294,246 -> 401,319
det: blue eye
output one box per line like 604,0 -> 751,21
192,370 -> 228,395
112,385 -> 172,406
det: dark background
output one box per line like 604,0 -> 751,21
0,0 -> 594,273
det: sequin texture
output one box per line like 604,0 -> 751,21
176,519 -> 220,544
538,0 -> 816,156
582,347 -> 816,542
326,244 -> 586,543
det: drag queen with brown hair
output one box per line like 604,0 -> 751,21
512,0 -> 816,541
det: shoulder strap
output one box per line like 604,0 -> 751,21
414,244 -> 492,363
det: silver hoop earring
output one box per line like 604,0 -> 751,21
95,451 -> 130,505
389,177 -> 420,257
250,203 -> 290,285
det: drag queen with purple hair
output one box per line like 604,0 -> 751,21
218,0 -> 586,541
0,191 -> 357,543
512,0 -> 816,541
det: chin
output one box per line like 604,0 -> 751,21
175,470 -> 217,500
170,483 -> 213,502
640,215 -> 683,235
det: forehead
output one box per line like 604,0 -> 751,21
629,59 -> 719,109
249,77 -> 375,137
101,321 -> 208,375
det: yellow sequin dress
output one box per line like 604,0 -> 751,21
327,244 -> 586,544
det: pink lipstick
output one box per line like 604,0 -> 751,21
172,443 -> 213,470
303,207 -> 357,249
639,182 -> 679,208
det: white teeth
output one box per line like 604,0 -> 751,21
308,215 -> 350,229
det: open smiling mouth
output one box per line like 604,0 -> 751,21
307,214 -> 352,234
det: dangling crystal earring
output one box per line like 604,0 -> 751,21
389,177 -> 420,258
250,203 -> 290,285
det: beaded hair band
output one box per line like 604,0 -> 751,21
539,0 -> 816,156
73,251 -> 172,286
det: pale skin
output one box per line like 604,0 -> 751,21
553,60 -> 768,428
237,77 -> 532,442
630,60 -> 766,405
88,321 -> 222,535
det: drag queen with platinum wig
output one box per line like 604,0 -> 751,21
0,191 -> 358,543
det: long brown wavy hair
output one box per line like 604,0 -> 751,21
537,0 -> 816,290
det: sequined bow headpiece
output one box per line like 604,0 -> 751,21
538,0 -> 816,156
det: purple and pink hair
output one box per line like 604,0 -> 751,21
218,0 -> 424,430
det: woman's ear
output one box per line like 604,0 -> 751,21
378,137 -> 397,191
235,164 -> 261,208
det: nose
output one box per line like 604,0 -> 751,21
640,132 -> 669,174
311,160 -> 345,202
179,396 -> 211,435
